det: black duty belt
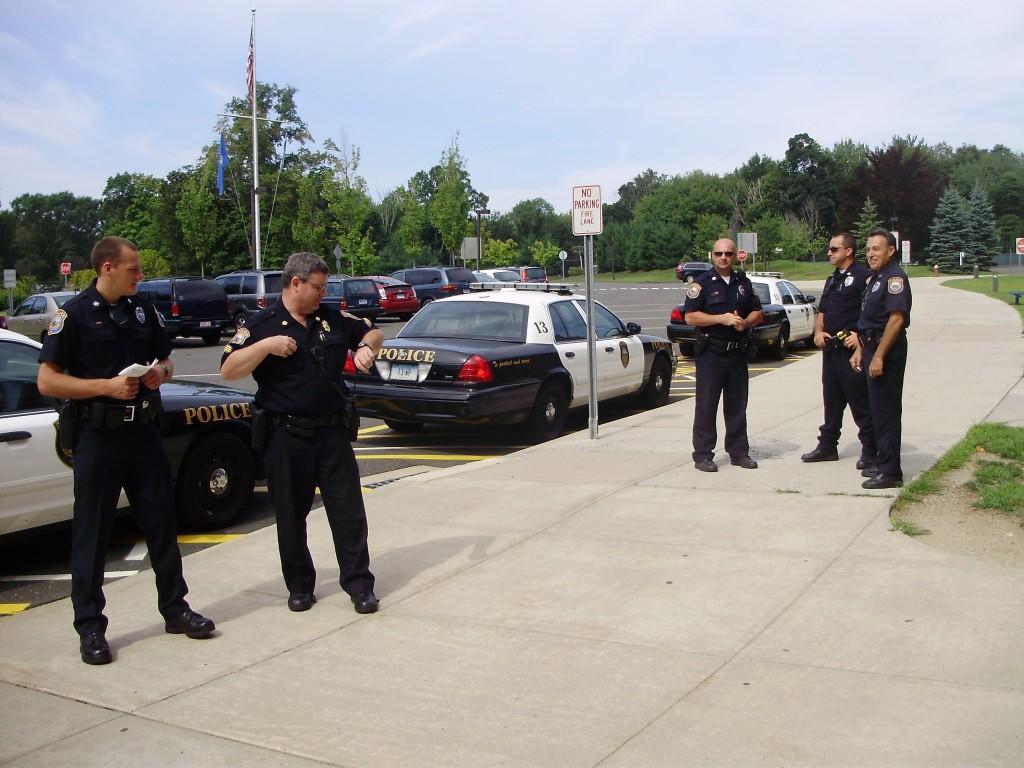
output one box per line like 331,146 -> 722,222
79,394 -> 161,428
270,412 -> 347,430
860,329 -> 882,346
705,336 -> 748,354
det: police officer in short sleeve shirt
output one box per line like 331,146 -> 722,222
851,228 -> 912,489
682,238 -> 763,472
800,232 -> 876,469
220,252 -> 383,615
37,236 -> 215,666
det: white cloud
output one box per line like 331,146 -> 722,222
63,29 -> 134,81
396,26 -> 471,68
0,79 -> 97,145
123,133 -> 197,168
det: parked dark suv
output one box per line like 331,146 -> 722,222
214,269 -> 283,327
320,277 -> 381,320
389,266 -> 477,305
136,278 -> 233,346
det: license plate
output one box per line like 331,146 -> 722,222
391,363 -> 418,382
199,321 -> 212,328
395,293 -> 406,299
358,298 -> 368,305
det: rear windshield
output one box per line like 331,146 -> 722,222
400,301 -> 528,342
492,270 -> 520,282
752,283 -> 771,305
176,280 -> 227,300
345,280 -> 376,294
522,267 -> 546,280
404,269 -> 442,286
445,267 -> 477,283
53,294 -> 76,307
262,273 -> 282,293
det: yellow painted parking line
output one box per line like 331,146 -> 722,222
0,603 -> 31,615
177,534 -> 243,545
358,424 -> 391,435
356,454 -> 491,461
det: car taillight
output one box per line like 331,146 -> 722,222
344,351 -> 356,375
257,296 -> 267,308
440,283 -> 459,292
456,354 -> 494,384
171,301 -> 180,317
339,297 -> 348,310
670,306 -> 684,323
409,287 -> 417,298
378,287 -> 387,299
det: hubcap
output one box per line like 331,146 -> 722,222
208,467 -> 229,497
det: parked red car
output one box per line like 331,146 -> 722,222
362,275 -> 421,321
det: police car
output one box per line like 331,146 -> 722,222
344,283 -> 676,442
667,273 -> 816,360
0,328 -> 262,536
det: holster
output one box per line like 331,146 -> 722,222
57,400 -> 79,453
346,400 -> 360,442
695,333 -> 710,356
251,406 -> 269,451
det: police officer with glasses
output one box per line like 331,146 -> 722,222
800,232 -> 876,470
37,236 -> 216,666
850,228 -> 912,489
683,238 -> 763,472
220,252 -> 383,615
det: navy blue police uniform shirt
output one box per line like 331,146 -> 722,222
39,280 -> 171,402
818,261 -> 871,334
859,261 -> 912,332
682,269 -> 762,340
221,301 -> 375,417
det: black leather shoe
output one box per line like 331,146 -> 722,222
287,593 -> 316,612
862,474 -> 904,489
351,591 -> 379,614
730,455 -> 759,469
165,610 -> 215,638
860,466 -> 879,478
694,459 -> 718,473
856,457 -> 878,470
80,632 -> 112,665
801,447 -> 839,462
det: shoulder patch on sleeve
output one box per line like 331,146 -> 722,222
887,277 -> 905,294
686,282 -> 702,299
229,327 -> 250,346
48,309 -> 67,335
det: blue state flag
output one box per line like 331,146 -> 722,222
217,133 -> 229,196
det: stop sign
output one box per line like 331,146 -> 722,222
60,261 -> 72,276
737,249 -> 747,262
1016,237 -> 1024,255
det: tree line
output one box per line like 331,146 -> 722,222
2,82 -> 1021,304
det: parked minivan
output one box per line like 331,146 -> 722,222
514,266 -> 548,283
214,269 -> 283,326
388,266 -> 477,305
136,278 -> 233,345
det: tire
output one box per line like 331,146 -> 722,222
772,326 -> 790,360
201,330 -> 221,346
685,275 -> 695,283
384,419 -> 424,433
175,432 -> 255,531
234,311 -> 248,328
678,342 -> 694,358
747,342 -> 759,363
638,355 -> 672,409
525,381 -> 568,443
419,297 -> 434,307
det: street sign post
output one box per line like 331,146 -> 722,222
333,244 -> 342,275
558,250 -> 568,277
3,269 -> 14,315
1015,237 -> 1024,255
572,186 -> 603,236
60,262 -> 72,276
572,185 -> 602,439
737,249 -> 747,263
902,241 -> 911,265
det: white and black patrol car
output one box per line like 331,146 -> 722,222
344,283 -> 676,442
0,328 -> 262,536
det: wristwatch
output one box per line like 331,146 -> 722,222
160,364 -> 171,381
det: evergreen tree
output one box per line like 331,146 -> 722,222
928,187 -> 969,272
852,196 -> 882,256
964,183 -> 999,270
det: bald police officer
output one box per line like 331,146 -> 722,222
220,252 -> 383,614
38,236 -> 215,666
683,238 -> 763,472
851,228 -> 912,489
800,232 -> 877,469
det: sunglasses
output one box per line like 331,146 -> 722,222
712,250 -> 735,257
827,246 -> 847,253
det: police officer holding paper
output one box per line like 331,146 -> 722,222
37,236 -> 215,666
220,252 -> 382,614
851,229 -> 912,489
800,232 -> 877,470
683,238 -> 763,472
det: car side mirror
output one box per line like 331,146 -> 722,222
626,322 -> 641,335
805,295 -> 816,303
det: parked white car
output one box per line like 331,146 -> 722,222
747,274 -> 818,353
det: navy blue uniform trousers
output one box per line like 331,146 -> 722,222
264,424 -> 374,598
692,349 -> 750,461
817,347 -> 876,460
71,424 -> 188,635
862,336 -> 907,479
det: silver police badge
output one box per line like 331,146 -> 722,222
871,281 -> 881,292
844,275 -> 854,287
887,277 -> 904,294
619,340 -> 629,368
135,306 -> 146,324
738,284 -> 746,297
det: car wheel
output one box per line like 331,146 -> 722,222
525,381 -> 568,443
419,297 -> 433,307
638,355 -> 672,409
234,311 -> 247,328
747,342 -> 759,363
200,330 -> 221,346
175,432 -> 255,531
678,342 -> 694,358
685,275 -> 695,283
384,419 -> 424,433
773,326 -> 790,360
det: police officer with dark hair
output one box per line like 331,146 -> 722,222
37,236 -> 216,666
851,228 -> 912,489
800,232 -> 877,469
220,252 -> 383,614
683,238 -> 763,472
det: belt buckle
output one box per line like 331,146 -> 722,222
123,405 -> 136,422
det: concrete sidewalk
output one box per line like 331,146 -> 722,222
1,278 -> 1022,767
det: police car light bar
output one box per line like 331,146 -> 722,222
469,281 -> 578,294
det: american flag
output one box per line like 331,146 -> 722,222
246,27 -> 254,104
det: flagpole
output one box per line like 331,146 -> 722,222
249,7 -> 262,270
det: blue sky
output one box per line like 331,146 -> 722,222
1,0 -> 1022,214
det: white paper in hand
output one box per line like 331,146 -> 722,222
118,358 -> 158,377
